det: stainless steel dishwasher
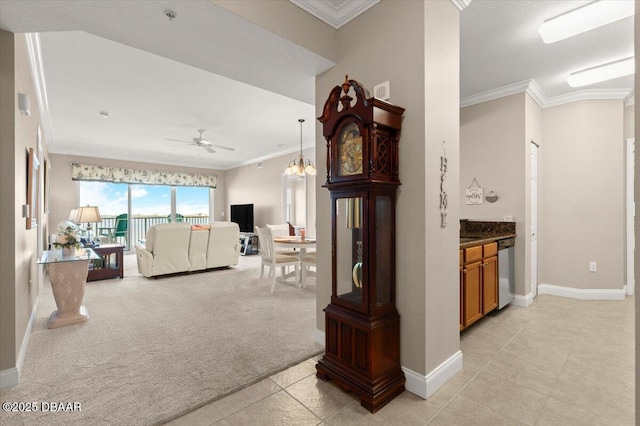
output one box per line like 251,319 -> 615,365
497,237 -> 515,309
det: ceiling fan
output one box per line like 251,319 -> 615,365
166,129 -> 235,154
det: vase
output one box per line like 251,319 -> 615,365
62,246 -> 76,257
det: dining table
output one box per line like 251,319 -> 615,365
272,236 -> 316,286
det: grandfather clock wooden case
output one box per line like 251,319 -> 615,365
316,77 -> 405,413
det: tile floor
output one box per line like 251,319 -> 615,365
165,295 -> 634,425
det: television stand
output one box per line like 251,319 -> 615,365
239,232 -> 259,256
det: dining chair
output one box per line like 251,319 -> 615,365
267,223 -> 298,257
255,226 -> 299,293
300,252 -> 316,288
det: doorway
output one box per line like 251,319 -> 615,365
530,141 -> 538,298
627,138 -> 635,295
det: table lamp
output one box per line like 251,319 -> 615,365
75,205 -> 102,242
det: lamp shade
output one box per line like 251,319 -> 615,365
68,208 -> 79,222
75,206 -> 102,223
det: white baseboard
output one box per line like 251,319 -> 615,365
0,297 -> 39,389
314,328 -> 325,347
0,368 -> 19,389
402,350 -> 463,400
314,328 -> 463,400
511,292 -> 534,307
538,283 -> 626,301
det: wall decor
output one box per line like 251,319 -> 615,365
465,178 -> 483,205
44,159 -> 51,213
485,190 -> 499,203
440,141 -> 448,227
27,147 -> 40,229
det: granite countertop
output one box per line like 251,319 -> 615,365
459,234 -> 517,250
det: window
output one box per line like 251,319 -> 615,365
78,181 -> 212,248
176,186 -> 210,224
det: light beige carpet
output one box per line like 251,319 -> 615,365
0,255 -> 321,425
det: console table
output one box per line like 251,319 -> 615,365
239,233 -> 259,255
87,244 -> 125,281
38,248 -> 100,329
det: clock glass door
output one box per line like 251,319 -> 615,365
335,196 -> 364,307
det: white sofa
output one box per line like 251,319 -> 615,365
135,222 -> 240,277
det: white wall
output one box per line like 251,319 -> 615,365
540,100 -> 624,290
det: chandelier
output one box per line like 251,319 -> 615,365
284,119 -> 316,176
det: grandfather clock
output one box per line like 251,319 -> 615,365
316,76 -> 405,412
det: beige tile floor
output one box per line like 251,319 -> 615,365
164,295 -> 635,425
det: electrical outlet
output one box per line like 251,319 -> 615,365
589,262 -> 597,272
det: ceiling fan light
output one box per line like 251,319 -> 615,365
538,0 -> 635,44
567,57 -> 635,87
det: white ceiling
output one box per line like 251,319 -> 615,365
0,0 -> 635,171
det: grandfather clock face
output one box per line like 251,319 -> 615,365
337,122 -> 363,176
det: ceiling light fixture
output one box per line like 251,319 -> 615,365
567,57 -> 635,87
284,119 -> 316,177
538,0 -> 634,44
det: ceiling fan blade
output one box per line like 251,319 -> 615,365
209,144 -> 235,152
203,145 -> 216,154
166,138 -> 191,143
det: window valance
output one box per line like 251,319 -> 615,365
71,163 -> 217,188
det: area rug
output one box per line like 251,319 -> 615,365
0,255 -> 321,425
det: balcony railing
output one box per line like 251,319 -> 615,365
96,215 -> 210,249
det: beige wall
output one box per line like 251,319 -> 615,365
0,32 -> 48,375
212,0 -> 337,63
624,105 -> 634,140
633,5 -> 639,417
460,93 -> 531,296
0,29 -> 17,373
48,154 -> 227,233
540,100 -> 624,290
316,0 -> 460,376
224,148 -> 316,235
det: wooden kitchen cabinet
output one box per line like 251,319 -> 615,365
482,255 -> 498,313
463,260 -> 483,327
460,242 -> 499,330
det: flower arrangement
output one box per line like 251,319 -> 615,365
52,220 -> 82,249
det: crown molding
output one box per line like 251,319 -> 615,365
543,88 -> 632,108
624,90 -> 635,106
460,79 -> 531,108
25,33 -> 53,151
461,79 -> 633,109
450,0 -> 472,12
290,0 -> 381,29
524,79 -> 546,108
225,143 -> 316,170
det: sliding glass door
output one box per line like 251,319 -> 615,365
79,181 -> 212,249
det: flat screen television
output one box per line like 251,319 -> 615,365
230,204 -> 254,233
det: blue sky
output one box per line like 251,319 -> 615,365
79,182 -> 209,217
